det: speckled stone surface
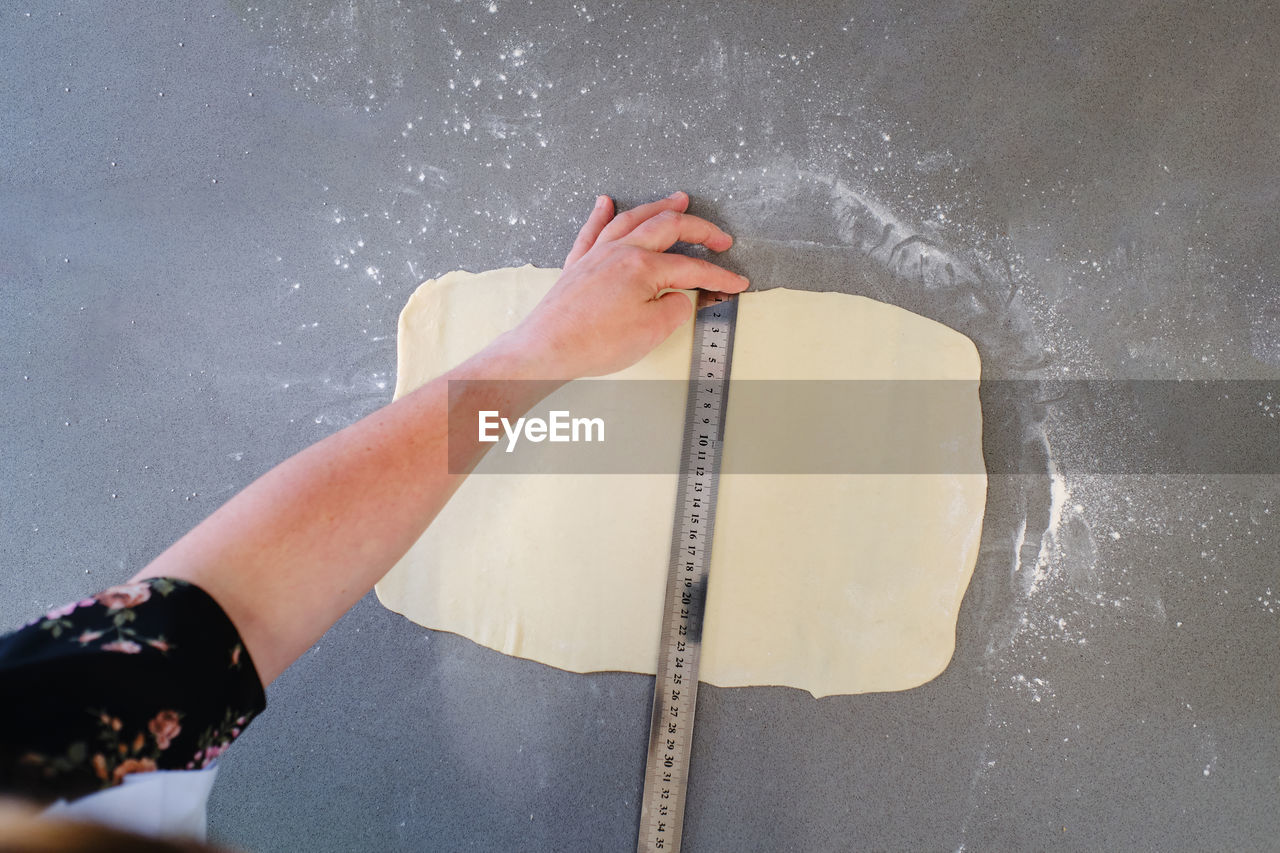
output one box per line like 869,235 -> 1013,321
3,1 -> 1277,850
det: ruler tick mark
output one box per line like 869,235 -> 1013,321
637,290 -> 737,853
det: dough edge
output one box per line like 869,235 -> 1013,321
376,265 -> 987,698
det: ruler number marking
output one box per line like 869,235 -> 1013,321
638,291 -> 737,853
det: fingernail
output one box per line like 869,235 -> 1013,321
668,190 -> 685,199
595,195 -> 608,209
737,274 -> 750,284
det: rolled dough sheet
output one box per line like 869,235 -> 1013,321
375,265 -> 986,697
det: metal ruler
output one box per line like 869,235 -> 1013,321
637,289 -> 739,853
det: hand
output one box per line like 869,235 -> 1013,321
503,191 -> 747,379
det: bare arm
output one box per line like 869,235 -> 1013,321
132,191 -> 747,685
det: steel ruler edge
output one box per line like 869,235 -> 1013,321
637,289 -> 739,852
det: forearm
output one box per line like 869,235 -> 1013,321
133,331 -> 560,685
131,191 -> 744,688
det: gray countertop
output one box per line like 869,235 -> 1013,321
3,1 -> 1277,850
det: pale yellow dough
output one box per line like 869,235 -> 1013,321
375,265 -> 986,697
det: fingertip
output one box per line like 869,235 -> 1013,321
712,274 -> 749,294
705,233 -> 733,253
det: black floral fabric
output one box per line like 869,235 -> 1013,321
0,577 -> 266,804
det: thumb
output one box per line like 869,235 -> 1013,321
652,289 -> 695,338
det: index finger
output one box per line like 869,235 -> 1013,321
647,251 -> 750,295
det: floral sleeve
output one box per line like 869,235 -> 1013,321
0,577 -> 266,804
